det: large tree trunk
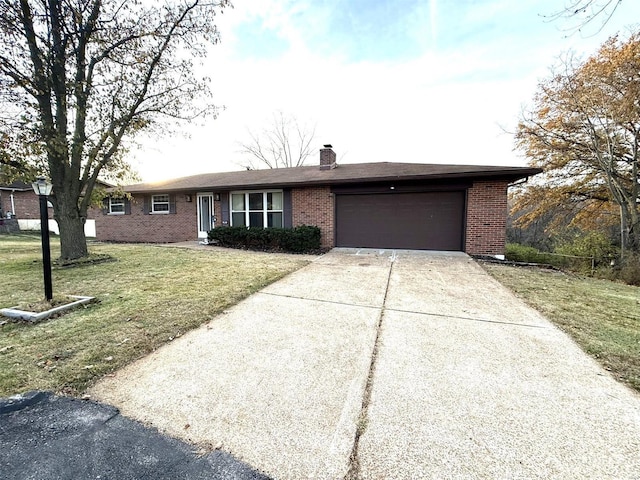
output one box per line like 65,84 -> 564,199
54,193 -> 88,261
628,208 -> 640,253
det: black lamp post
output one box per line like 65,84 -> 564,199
32,177 -> 53,301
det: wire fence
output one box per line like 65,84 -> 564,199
541,252 -> 596,273
505,246 -> 597,273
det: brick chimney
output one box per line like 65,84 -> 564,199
320,144 -> 337,170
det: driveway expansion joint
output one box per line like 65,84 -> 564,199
383,307 -> 549,329
345,258 -> 394,480
258,291 -> 382,310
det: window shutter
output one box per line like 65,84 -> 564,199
220,192 -> 230,225
124,197 -> 131,215
101,198 -> 109,215
169,195 -> 177,214
143,196 -> 150,214
283,189 -> 292,228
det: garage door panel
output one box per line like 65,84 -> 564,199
335,192 -> 464,250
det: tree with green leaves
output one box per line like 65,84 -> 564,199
515,33 -> 640,255
0,0 -> 228,259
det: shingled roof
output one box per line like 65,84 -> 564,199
122,162 -> 542,193
0,181 -> 32,191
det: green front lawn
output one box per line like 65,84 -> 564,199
483,262 -> 640,392
0,235 -> 309,397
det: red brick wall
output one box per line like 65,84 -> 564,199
0,191 -> 12,217
94,181 -> 511,254
1,190 -> 99,220
465,180 -> 509,256
291,186 -> 334,248
5,190 -> 47,219
96,193 -> 198,243
213,198 -> 223,226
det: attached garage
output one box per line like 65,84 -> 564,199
104,144 -> 541,256
335,191 -> 465,251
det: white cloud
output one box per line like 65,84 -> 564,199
131,0 -> 640,181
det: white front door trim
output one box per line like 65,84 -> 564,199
196,192 -> 214,239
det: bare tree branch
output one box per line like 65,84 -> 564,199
238,111 -> 317,169
546,0 -> 623,36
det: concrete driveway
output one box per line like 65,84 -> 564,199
90,249 -> 640,479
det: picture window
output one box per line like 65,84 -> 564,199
230,191 -> 283,228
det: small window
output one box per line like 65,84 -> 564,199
152,194 -> 170,213
109,197 -> 125,215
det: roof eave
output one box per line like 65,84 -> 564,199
121,167 -> 543,194
0,186 -> 32,192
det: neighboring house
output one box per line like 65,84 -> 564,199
97,146 -> 541,257
0,181 -> 37,219
0,181 -> 98,237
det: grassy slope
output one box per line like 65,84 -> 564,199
483,263 -> 640,392
0,235 -> 308,396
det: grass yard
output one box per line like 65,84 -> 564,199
482,262 -> 640,393
0,234 -> 309,397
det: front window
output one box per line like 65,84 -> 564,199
231,191 -> 283,228
152,194 -> 170,213
266,192 -> 283,228
109,197 -> 125,214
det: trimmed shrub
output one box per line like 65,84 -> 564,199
208,225 -> 321,253
507,242 -> 601,271
505,243 -> 559,265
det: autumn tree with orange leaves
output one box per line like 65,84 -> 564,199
515,33 -> 640,255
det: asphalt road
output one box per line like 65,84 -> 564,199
0,391 -> 269,480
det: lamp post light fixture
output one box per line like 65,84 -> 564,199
32,177 -> 53,301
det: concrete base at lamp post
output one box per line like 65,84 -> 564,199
0,296 -> 95,323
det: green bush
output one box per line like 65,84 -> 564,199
505,243 -> 559,265
555,232 -> 617,265
208,225 -> 321,253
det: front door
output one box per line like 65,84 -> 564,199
197,193 -> 214,238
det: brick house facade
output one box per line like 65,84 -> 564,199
1,181 -> 99,236
291,187 -> 334,248
96,147 -> 540,256
95,194 -> 195,243
0,183 -> 48,220
464,180 -> 509,256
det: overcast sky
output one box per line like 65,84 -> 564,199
132,0 -> 640,182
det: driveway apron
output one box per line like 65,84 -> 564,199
90,249 -> 640,480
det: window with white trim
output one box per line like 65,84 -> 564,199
151,194 -> 170,213
109,197 -> 125,214
231,191 -> 283,228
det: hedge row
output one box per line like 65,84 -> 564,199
208,225 -> 321,253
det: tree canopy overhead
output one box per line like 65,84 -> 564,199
0,0 -> 228,259
515,32 -> 640,254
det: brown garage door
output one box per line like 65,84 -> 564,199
335,191 -> 465,250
